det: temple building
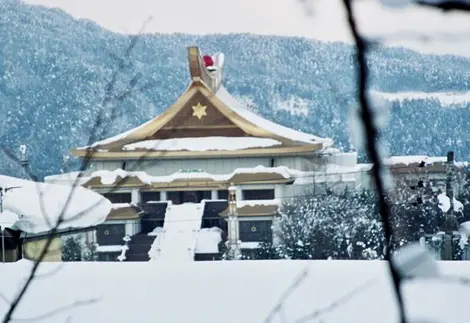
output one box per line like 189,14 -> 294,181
45,47 -> 460,262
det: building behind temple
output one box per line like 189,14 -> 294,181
45,47 -> 465,262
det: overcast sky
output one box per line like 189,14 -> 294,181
24,0 -> 470,57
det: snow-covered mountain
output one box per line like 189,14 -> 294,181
1,0 -> 470,178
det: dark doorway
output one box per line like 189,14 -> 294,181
167,191 -> 211,205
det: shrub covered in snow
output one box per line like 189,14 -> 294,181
62,236 -> 83,261
386,178 -> 466,248
274,190 -> 384,260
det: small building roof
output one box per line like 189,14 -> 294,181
72,47 -> 333,159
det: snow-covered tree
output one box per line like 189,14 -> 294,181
82,241 -> 98,261
387,178 -> 465,248
275,190 -> 384,260
62,236 -> 82,261
255,240 -> 280,260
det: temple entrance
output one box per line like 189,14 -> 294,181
183,191 -> 197,203
167,190 -> 211,205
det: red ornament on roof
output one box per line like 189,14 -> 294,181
202,55 -> 214,67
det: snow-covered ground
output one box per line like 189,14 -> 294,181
149,202 -> 205,261
0,175 -> 111,233
373,90 -> 470,107
1,260 -> 470,323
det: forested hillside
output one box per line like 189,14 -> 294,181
1,0 -> 470,178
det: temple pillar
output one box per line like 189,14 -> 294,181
211,190 -> 218,200
131,189 -> 140,204
226,183 -> 241,259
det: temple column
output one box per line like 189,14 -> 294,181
131,189 -> 140,204
211,190 -> 218,200
160,191 -> 167,201
226,183 -> 241,259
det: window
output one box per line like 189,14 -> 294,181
141,191 -> 161,203
102,192 -> 132,204
239,220 -> 272,242
217,190 -> 228,200
96,224 -> 126,245
242,189 -> 275,200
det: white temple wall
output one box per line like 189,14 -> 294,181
90,156 -> 316,176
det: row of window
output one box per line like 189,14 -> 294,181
102,189 -> 276,204
96,220 -> 272,247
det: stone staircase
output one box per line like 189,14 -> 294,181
125,234 -> 156,261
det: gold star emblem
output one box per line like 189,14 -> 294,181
192,102 -> 207,120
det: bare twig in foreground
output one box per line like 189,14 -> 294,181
416,0 -> 470,12
341,1 -> 407,323
264,267 -> 309,323
9,298 -> 99,322
0,17 -> 152,323
294,278 -> 377,323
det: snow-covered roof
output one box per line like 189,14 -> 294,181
386,155 -> 447,166
0,175 -> 111,234
73,47 -> 333,157
0,260 -> 469,322
47,166 -> 296,187
122,137 -> 283,151
215,86 -> 332,146
46,164 -> 368,189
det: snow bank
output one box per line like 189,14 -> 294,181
122,137 -> 282,151
0,175 -> 111,233
195,227 -> 223,253
1,261 -> 470,323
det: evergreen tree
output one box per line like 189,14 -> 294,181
62,236 -> 82,261
83,242 -> 98,261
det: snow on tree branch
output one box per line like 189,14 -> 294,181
274,191 -> 384,260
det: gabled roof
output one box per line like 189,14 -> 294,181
72,47 -> 333,159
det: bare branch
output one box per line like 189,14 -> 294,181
0,17 -> 153,323
341,1 -> 407,323
264,267 -> 309,323
416,0 -> 470,12
9,298 -> 99,322
294,278 -> 377,323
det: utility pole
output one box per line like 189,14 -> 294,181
0,186 -> 21,263
443,151 -> 457,260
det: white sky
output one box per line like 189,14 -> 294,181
24,0 -> 470,57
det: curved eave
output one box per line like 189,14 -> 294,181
71,143 -> 323,159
